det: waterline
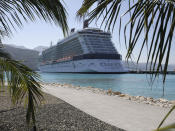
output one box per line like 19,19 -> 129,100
40,73 -> 175,100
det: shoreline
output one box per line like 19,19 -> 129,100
40,82 -> 175,108
38,71 -> 175,74
41,82 -> 175,131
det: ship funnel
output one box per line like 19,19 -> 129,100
50,41 -> 53,47
83,19 -> 89,29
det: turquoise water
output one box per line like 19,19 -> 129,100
40,73 -> 175,100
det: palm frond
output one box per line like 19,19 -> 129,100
156,105 -> 175,130
78,0 -> 175,130
0,0 -> 69,129
0,53 -> 43,128
154,123 -> 175,131
0,0 -> 68,36
78,0 -> 175,82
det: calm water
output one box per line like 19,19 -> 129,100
40,73 -> 175,100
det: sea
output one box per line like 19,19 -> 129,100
40,73 -> 175,100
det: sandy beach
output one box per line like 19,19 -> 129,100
42,82 -> 175,131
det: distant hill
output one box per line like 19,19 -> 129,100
4,44 -> 39,71
33,46 -> 48,55
7,44 -> 27,50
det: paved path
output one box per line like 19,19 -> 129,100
43,85 -> 175,131
0,89 -> 122,131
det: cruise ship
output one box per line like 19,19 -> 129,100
39,25 -> 127,73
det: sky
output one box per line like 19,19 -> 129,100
3,0 -> 175,64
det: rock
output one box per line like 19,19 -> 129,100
158,103 -> 164,107
143,101 -> 149,104
169,104 -> 173,107
107,89 -> 112,95
151,99 -> 157,103
123,96 -> 131,100
148,101 -> 154,105
124,94 -> 131,100
92,88 -> 101,93
100,90 -> 105,94
139,96 -> 146,102
119,94 -> 125,97
153,99 -> 159,103
130,96 -> 137,101
147,97 -> 154,101
169,100 -> 175,105
124,94 -> 130,97
159,98 -> 169,103
163,104 -> 169,108
135,96 -> 141,100
113,91 -> 121,95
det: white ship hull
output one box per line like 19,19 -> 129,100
39,59 -> 127,73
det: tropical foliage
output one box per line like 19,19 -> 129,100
0,0 -> 68,129
78,0 -> 175,130
0,47 -> 43,128
0,0 -> 68,36
78,0 -> 175,81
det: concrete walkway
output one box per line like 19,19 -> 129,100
42,85 -> 175,131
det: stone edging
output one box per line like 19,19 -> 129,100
40,82 -> 175,108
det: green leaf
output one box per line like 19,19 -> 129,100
0,0 -> 68,36
0,51 -> 43,127
78,0 -> 175,130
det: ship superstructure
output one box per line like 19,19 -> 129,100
39,28 -> 127,73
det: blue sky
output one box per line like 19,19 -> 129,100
3,0 -> 175,64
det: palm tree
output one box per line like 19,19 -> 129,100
78,0 -> 175,130
0,0 -> 68,130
